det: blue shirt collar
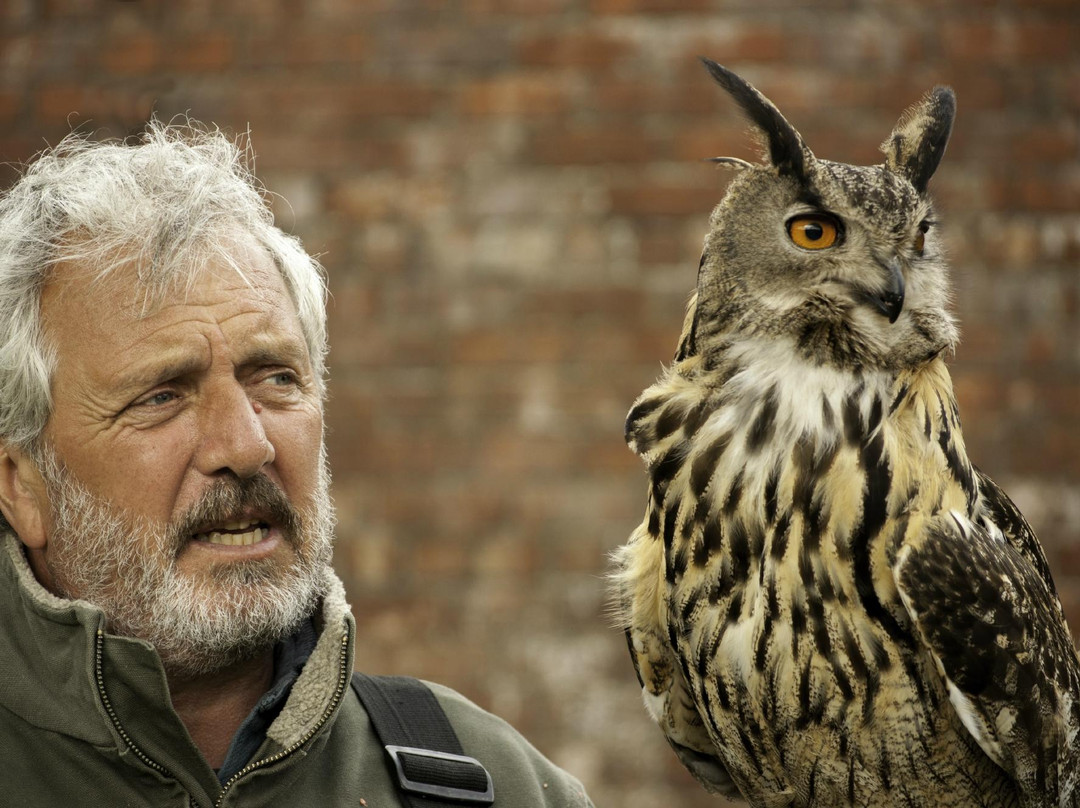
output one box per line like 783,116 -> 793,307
215,618 -> 319,784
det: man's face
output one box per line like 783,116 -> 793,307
28,233 -> 333,676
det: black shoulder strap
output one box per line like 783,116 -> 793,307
351,672 -> 495,807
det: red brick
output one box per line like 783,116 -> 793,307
458,75 -> 570,117
530,128 -> 664,165
952,372 -> 1006,418
0,136 -> 45,167
34,83 -> 158,129
1011,425 -> 1080,477
522,287 -> 647,320
518,31 -> 634,70
953,324 -> 1007,365
1015,20 -> 1079,62
609,181 -> 721,217
244,31 -> 368,69
1024,330 -> 1057,364
237,81 -> 439,121
973,213 -> 1044,265
1057,543 -> 1080,577
41,0 -> 99,19
450,326 -> 575,364
252,134 -> 408,172
940,71 -> 1010,112
229,80 -> 438,124
325,176 -> 450,220
1044,382 -> 1080,419
168,31 -> 234,72
636,224 -> 702,267
715,25 -> 792,63
590,79 -> 716,117
673,124 -> 760,164
1009,126 -> 1079,165
466,0 -> 578,15
1064,283 -> 1080,317
100,30 -> 161,74
0,91 -> 21,126
940,20 -> 997,62
590,0 -> 712,13
1008,175 -> 1080,214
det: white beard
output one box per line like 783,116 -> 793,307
35,444 -> 335,679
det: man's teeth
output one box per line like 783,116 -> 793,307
195,521 -> 268,546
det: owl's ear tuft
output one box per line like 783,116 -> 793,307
700,58 -> 812,184
882,87 -> 956,194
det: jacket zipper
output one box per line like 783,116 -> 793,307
95,625 -> 352,808
94,629 -> 174,779
214,629 -> 352,808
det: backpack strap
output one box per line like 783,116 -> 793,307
351,672 -> 495,807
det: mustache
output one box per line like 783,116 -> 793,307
169,474 -> 301,550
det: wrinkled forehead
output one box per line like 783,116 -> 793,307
813,160 -> 922,233
48,228 -> 284,319
40,235 -> 304,377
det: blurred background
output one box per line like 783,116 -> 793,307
1,1 -> 1077,804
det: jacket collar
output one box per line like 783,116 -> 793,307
0,530 -> 355,797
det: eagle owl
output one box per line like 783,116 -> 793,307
613,59 -> 1080,808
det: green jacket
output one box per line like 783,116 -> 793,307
0,534 -> 593,807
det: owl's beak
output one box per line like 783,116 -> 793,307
870,256 -> 906,324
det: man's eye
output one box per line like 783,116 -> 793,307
138,391 -> 178,407
269,371 -> 298,386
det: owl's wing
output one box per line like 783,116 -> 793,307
617,517 -> 742,798
973,467 -> 1059,592
623,626 -> 742,798
894,501 -> 1080,805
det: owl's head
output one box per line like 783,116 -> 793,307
683,60 -> 959,372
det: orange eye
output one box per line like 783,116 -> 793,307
914,220 -> 930,256
787,215 -> 840,250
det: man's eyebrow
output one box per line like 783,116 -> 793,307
110,336 -> 311,397
236,336 -> 312,369
112,354 -> 209,396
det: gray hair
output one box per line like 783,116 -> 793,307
0,119 -> 328,451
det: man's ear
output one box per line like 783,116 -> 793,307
0,442 -> 50,550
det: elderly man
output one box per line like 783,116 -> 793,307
0,123 -> 592,807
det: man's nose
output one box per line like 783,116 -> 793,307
195,381 -> 275,479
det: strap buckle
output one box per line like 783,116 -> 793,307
385,745 -> 495,805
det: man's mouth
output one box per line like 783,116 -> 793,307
193,520 -> 270,547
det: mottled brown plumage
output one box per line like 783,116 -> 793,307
613,60 -> 1080,807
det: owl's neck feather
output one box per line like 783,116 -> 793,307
632,335 -> 975,505
689,337 -> 917,441
715,337 -> 895,440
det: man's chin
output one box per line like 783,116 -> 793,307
180,545 -> 296,589
107,563 -> 328,680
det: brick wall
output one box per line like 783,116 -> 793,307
2,2 -> 1078,805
